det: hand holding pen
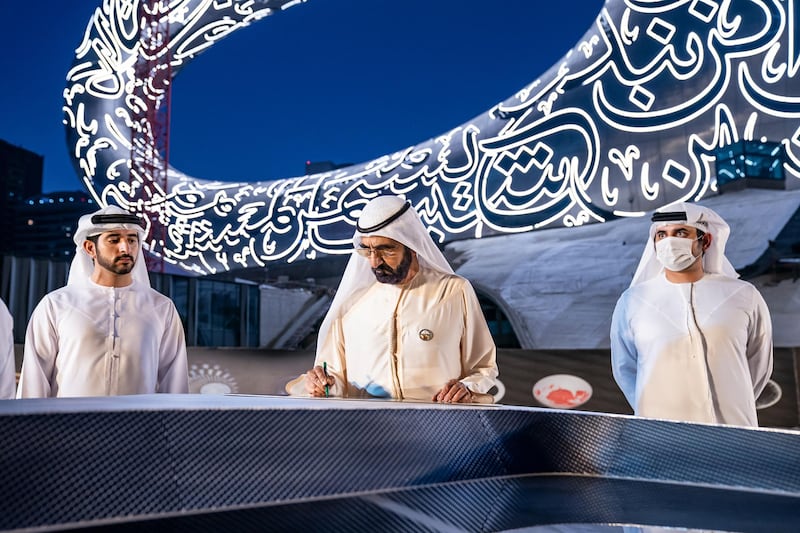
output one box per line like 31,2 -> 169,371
304,363 -> 334,397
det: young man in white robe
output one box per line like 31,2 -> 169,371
286,195 -> 498,403
17,205 -> 188,397
610,202 -> 773,426
0,298 -> 15,399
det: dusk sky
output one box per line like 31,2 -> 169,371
1,0 -> 605,193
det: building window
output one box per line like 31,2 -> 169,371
715,140 -> 785,190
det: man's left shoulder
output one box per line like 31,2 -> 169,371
426,269 -> 469,287
423,271 -> 479,300
708,274 -> 765,299
711,274 -> 758,291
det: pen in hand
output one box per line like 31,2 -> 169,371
323,362 -> 329,397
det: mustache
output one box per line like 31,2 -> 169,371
115,255 -> 134,262
372,264 -> 395,275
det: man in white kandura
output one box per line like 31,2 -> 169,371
0,298 -> 15,399
17,205 -> 188,397
610,202 -> 773,426
286,195 -> 498,403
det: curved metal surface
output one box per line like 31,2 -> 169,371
0,395 -> 798,531
64,1 -> 800,275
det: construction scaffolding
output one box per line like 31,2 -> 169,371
130,0 -> 172,273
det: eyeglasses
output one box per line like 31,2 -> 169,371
354,245 -> 400,259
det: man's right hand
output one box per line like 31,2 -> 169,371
304,365 -> 334,397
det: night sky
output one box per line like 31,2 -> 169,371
0,0 -> 605,192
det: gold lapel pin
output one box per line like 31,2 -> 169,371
419,329 -> 434,341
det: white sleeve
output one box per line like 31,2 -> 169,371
610,293 -> 637,409
747,288 -> 773,399
17,298 -> 58,398
459,281 -> 498,395
0,301 -> 15,400
286,315 -> 346,397
156,303 -> 189,393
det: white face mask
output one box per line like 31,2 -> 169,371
655,236 -> 702,272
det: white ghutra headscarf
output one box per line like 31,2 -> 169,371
316,195 -> 454,354
630,201 -> 738,287
68,205 -> 150,288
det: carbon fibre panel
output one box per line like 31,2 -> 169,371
0,395 -> 797,532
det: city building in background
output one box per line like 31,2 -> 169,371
12,191 -> 96,259
0,140 -> 43,254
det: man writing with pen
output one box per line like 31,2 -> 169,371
285,195 -> 498,403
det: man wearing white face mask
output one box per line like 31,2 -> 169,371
610,202 -> 773,426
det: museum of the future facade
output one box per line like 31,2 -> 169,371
64,0 -> 800,279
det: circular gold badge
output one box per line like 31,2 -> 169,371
419,329 -> 434,341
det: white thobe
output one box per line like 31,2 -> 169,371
18,280 -> 188,398
0,299 -> 15,399
296,268 -> 498,401
611,273 -> 773,426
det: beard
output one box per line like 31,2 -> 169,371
96,251 -> 136,275
372,247 -> 412,284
